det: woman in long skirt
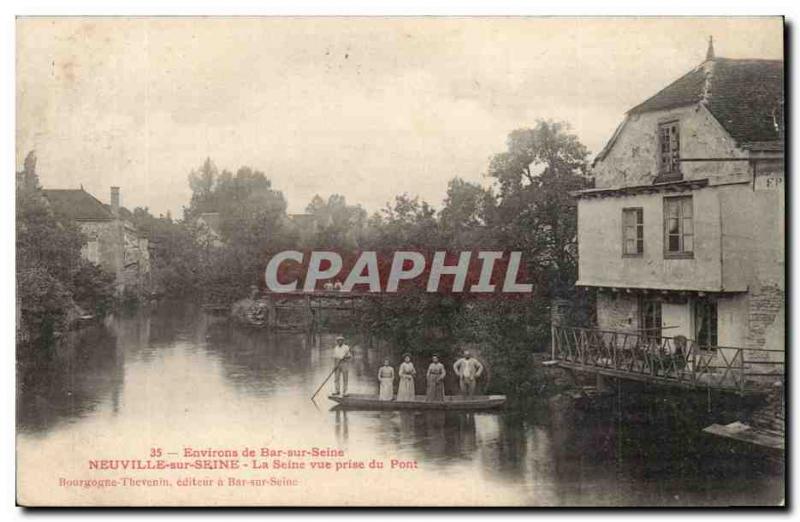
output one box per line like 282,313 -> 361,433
396,354 -> 416,401
425,355 -> 446,401
378,359 -> 395,401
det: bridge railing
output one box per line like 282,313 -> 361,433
551,325 -> 784,393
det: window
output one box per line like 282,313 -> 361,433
694,298 -> 718,348
622,208 -> 644,256
658,121 -> 681,176
664,196 -> 693,257
82,239 -> 100,264
640,298 -> 662,342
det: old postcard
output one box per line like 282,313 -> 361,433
15,16 -> 785,507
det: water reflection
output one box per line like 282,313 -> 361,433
203,327 -> 314,396
17,326 -> 125,433
16,301 -> 784,506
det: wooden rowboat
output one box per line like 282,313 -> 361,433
327,393 -> 506,411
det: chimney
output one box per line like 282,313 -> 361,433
110,186 -> 120,216
705,35 -> 715,62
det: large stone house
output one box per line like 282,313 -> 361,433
43,186 -> 151,296
574,44 -> 784,362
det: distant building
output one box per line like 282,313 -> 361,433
43,186 -> 151,296
288,213 -> 323,244
195,212 -> 224,248
574,43 -> 784,360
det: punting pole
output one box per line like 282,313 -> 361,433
312,354 -> 351,402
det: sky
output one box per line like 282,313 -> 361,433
16,17 -> 783,217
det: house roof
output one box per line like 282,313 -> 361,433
43,189 -> 114,221
628,58 -> 784,146
572,178 -> 712,199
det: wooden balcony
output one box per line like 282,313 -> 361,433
551,325 -> 784,394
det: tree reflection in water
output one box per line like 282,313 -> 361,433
15,301 -> 784,506
17,317 -> 126,433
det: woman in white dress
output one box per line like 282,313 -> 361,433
396,354 -> 416,401
378,359 -> 395,401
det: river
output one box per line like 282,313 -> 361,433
16,301 -> 783,506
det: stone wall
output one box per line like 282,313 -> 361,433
79,221 -> 123,277
749,383 -> 785,434
593,104 -> 750,189
596,293 -> 639,333
78,219 -> 150,296
746,285 -> 785,363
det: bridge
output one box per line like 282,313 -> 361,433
268,291 -> 379,330
550,325 -> 784,395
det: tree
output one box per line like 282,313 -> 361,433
488,120 -> 589,193
16,151 -> 115,345
187,165 -> 291,246
487,120 -> 591,297
129,206 -> 202,297
304,193 -> 367,249
364,194 -> 441,250
183,160 -> 299,300
186,157 -> 218,218
438,178 -> 495,248
448,120 -> 594,392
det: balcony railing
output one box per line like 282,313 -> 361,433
551,325 -> 784,393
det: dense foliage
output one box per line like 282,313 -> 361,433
16,152 -> 115,346
18,120 -> 591,394
354,121 -> 592,393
